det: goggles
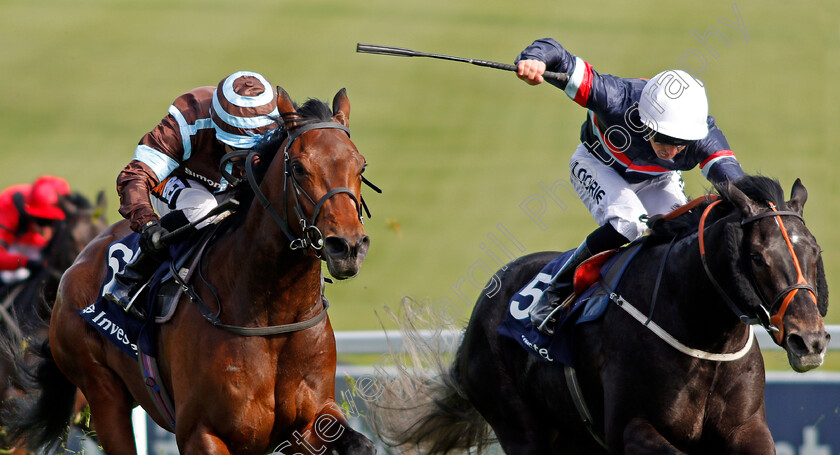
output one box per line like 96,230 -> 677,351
650,131 -> 696,147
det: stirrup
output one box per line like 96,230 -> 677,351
124,282 -> 149,320
105,281 -> 149,320
535,292 -> 577,335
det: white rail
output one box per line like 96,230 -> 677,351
334,325 -> 840,354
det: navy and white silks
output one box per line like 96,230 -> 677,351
516,38 -> 745,241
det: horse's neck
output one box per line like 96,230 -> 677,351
639,233 -> 749,350
206,215 -> 323,324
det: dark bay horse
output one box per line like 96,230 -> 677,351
0,191 -> 107,450
4,88 -> 376,454
372,176 -> 829,454
0,191 -> 108,336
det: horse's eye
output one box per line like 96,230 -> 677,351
291,162 -> 306,176
361,163 -> 367,175
750,253 -> 766,267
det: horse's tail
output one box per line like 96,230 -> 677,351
0,334 -> 78,453
368,300 -> 496,455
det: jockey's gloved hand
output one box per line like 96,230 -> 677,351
139,219 -> 169,255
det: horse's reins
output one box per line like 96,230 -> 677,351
194,121 -> 377,336
698,199 -> 818,344
238,121 -> 379,254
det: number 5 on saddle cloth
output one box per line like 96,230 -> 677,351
498,241 -> 645,366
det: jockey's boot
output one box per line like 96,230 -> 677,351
529,240 -> 592,335
104,251 -> 165,320
530,223 -> 632,335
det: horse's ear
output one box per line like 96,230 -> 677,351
787,178 -> 807,215
96,190 -> 106,210
275,86 -> 296,115
332,88 -> 350,128
723,180 -> 761,219
95,190 -> 107,223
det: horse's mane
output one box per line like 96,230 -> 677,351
647,175 -> 786,242
252,97 -> 336,168
222,97 -> 337,229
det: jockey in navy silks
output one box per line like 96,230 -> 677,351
515,38 -> 745,335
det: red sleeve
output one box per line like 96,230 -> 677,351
0,246 -> 27,271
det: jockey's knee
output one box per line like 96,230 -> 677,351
174,188 -> 218,222
183,200 -> 219,229
608,218 -> 646,243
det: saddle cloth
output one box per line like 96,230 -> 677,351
77,232 -> 201,359
498,242 -> 643,367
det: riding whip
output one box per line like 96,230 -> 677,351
356,43 -> 570,85
160,198 -> 240,245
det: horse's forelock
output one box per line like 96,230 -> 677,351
296,98 -> 334,123
65,192 -> 93,211
251,98 -> 335,162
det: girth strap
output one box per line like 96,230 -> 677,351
171,261 -> 331,337
564,366 -> 608,450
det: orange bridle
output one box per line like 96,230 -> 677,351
698,199 -> 817,344
763,203 -> 818,342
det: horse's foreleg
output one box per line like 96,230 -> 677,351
724,415 -> 774,454
180,428 -> 232,455
84,379 -> 138,455
305,402 -> 375,455
621,418 -> 686,455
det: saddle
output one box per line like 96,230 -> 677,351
498,241 -> 645,366
148,227 -> 216,323
571,250 -> 620,299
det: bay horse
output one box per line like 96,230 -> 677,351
371,176 -> 829,454
3,88 -> 376,454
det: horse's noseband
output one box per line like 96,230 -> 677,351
699,199 -> 818,343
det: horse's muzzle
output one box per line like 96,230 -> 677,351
784,325 -> 830,372
323,235 -> 370,279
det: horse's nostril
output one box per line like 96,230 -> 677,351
787,333 -> 807,354
818,332 -> 831,352
356,235 -> 370,256
324,236 -> 351,259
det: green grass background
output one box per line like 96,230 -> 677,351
1,0 -> 837,369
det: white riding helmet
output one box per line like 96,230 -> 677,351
638,69 -> 709,141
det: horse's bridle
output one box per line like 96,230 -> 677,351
226,121 -> 379,254
698,198 -> 818,343
192,121 -> 380,337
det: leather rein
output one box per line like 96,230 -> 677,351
698,197 -> 818,343
226,121 -> 379,253
200,121 -> 378,336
